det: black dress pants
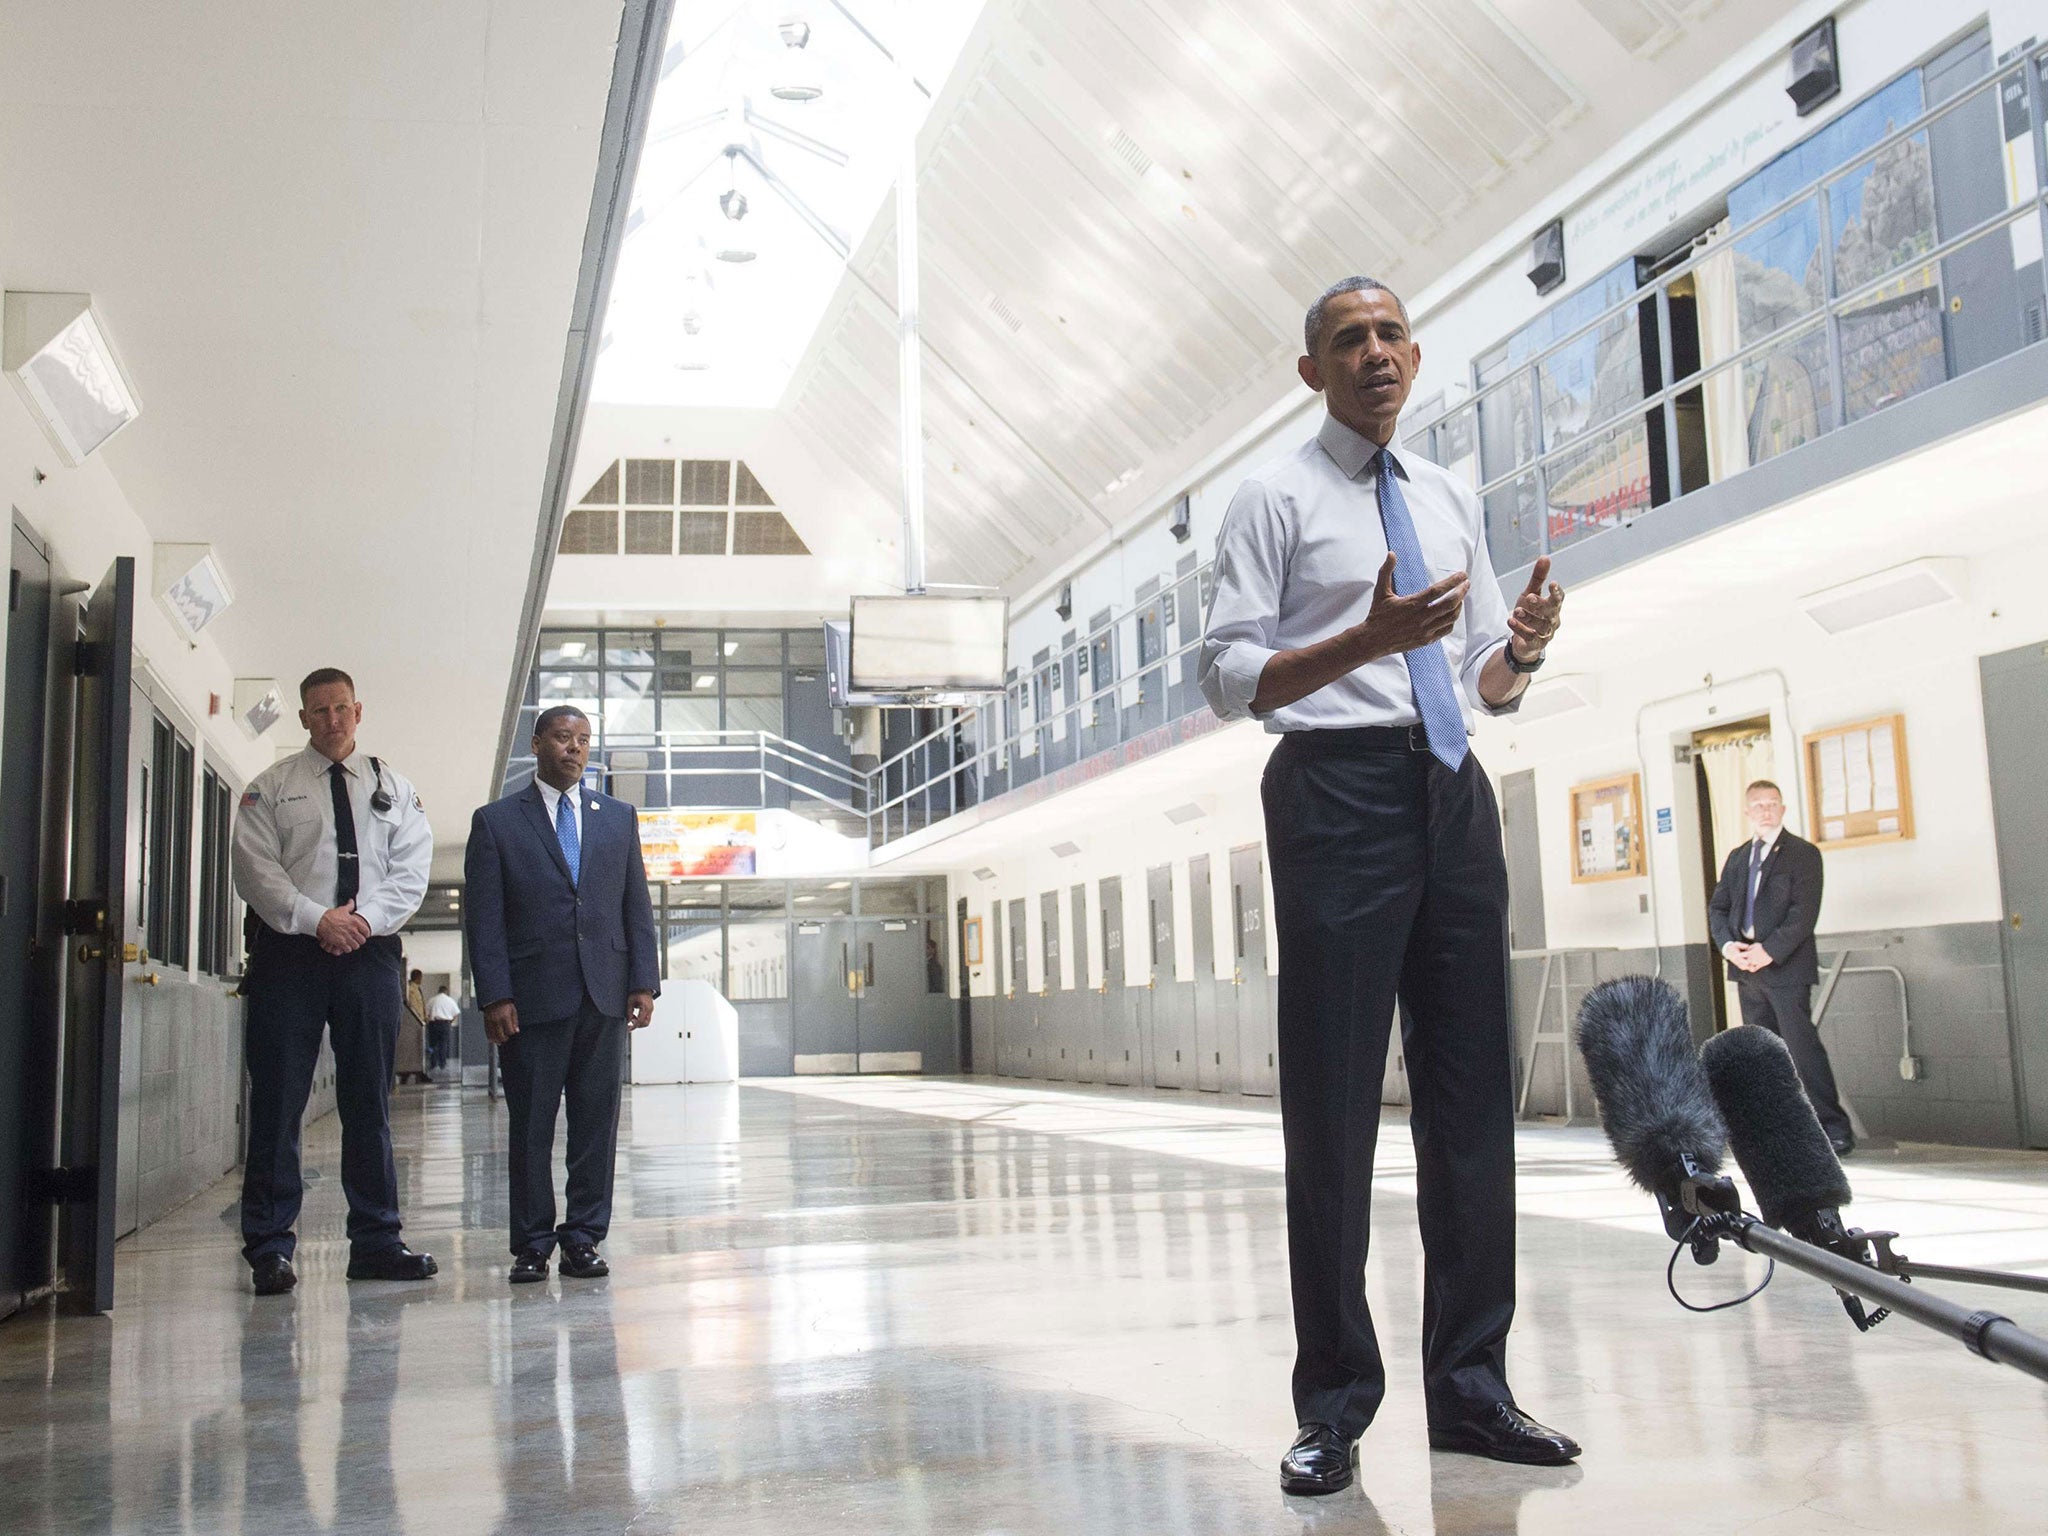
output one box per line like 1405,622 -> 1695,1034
241,933 -> 405,1263
1263,731 -> 1517,1438
498,999 -> 626,1256
1738,983 -> 1853,1143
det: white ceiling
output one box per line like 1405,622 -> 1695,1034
781,0 -> 1799,595
0,1 -> 630,858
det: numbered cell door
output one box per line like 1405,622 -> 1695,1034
1190,855 -> 1233,1092
1070,884 -> 1101,1082
1099,876 -> 1135,1085
1145,863 -> 1188,1087
1229,844 -> 1277,1096
1007,897 -> 1032,1076
1039,891 -> 1069,1080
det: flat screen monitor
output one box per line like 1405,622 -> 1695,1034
849,595 -> 1008,693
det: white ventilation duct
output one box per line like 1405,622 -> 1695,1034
1515,673 -> 1599,722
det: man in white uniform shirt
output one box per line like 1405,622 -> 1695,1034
232,667 -> 437,1295
1201,278 -> 1576,1493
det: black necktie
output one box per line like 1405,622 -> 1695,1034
330,761 -> 360,907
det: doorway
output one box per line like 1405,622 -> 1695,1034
1691,716 -> 1775,1033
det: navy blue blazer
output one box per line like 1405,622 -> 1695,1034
464,782 -> 660,1022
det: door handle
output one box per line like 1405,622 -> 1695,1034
138,972 -> 161,986
866,942 -> 875,989
1232,970 -> 1244,986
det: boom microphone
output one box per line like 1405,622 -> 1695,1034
1575,976 -> 1727,1203
1700,1025 -> 1851,1244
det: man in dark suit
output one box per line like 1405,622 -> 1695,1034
1708,778 -> 1853,1153
464,705 -> 659,1283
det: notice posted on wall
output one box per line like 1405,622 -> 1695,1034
1805,715 -> 1911,847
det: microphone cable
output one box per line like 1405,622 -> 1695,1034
1666,1216 -> 1774,1314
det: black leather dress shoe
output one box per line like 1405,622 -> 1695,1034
1279,1423 -> 1356,1496
558,1242 -> 609,1279
1429,1402 -> 1580,1465
510,1248 -> 549,1284
250,1254 -> 297,1296
345,1245 -> 439,1282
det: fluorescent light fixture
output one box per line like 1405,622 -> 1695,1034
827,880 -> 850,890
1050,841 -> 1081,858
3,292 -> 140,465
558,640 -> 588,659
233,678 -> 285,739
770,76 -> 824,102
694,675 -> 715,689
716,247 -> 757,264
1163,802 -> 1207,825
850,595 -> 1009,692
1516,673 -> 1599,722
1797,558 -> 1966,635
972,867 -> 996,881
723,640 -> 739,656
152,543 -> 235,640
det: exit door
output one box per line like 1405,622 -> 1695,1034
1230,845 -> 1276,1096
1980,644 -> 2048,1145
792,915 -> 943,1073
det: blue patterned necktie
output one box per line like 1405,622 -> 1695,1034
555,789 -> 581,886
1373,449 -> 1467,772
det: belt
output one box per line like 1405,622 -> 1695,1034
1280,723 -> 1435,755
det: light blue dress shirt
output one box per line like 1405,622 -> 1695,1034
1199,414 -> 1521,734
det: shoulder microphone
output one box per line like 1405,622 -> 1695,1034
1700,1024 -> 1851,1244
1575,977 -> 1729,1215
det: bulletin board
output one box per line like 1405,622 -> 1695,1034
1569,772 -> 1647,884
1803,714 -> 1913,849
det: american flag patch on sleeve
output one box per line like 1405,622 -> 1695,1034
240,789 -> 261,806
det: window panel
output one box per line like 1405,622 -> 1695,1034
624,458 -> 676,506
733,461 -> 775,506
724,694 -> 783,737
558,508 -> 617,554
537,632 -> 598,668
1741,321 -> 1834,465
720,632 -> 782,666
1483,473 -> 1543,570
726,880 -> 787,912
664,913 -> 725,987
725,918 -> 788,999
732,510 -> 809,554
790,879 -> 854,915
677,510 -> 729,555
624,509 -> 674,555
603,670 -> 657,736
1542,419 -> 1651,553
661,694 -> 719,734
857,879 -> 922,916
678,459 -> 730,507
578,461 -> 620,505
605,631 -> 658,668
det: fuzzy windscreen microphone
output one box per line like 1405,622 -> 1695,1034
1576,976 -> 1727,1202
1701,1024 -> 1852,1235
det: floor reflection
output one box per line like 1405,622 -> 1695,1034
0,1078 -> 2042,1534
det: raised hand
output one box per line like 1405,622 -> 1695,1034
1358,551 -> 1468,661
1509,557 -> 1565,661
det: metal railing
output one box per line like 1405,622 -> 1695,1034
1399,56 -> 2048,566
508,729 -> 871,821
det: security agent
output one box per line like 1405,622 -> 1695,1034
1201,278 -> 1577,1494
232,666 -> 437,1295
463,705 -> 658,1285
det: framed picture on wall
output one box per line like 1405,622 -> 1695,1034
963,916 -> 984,966
1569,772 -> 1647,884
1803,714 -> 1914,848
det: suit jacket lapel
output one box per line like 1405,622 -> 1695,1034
520,783 -> 575,885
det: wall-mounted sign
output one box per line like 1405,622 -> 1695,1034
638,810 -> 757,877
1656,806 -> 1674,834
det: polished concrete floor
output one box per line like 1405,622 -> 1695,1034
2,1075 -> 2045,1534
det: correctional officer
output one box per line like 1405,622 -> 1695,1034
232,666 -> 437,1295
1201,278 -> 1577,1494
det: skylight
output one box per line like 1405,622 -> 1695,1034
594,0 -> 985,410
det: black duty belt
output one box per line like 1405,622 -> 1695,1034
1281,724 -> 1437,756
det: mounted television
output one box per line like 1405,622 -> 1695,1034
847,595 -> 1008,696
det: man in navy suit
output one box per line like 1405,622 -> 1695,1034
1708,778 -> 1853,1154
464,705 -> 659,1283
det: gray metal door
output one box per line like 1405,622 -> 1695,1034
850,917 -> 937,1071
1082,616 -> 1117,757
792,917 -> 858,1072
1502,768 -> 1546,951
989,900 -> 1007,1075
0,521 -> 54,1317
1099,876 -> 1133,1085
1230,844 -> 1276,1096
1145,864 -> 1185,1087
1070,884 -> 1099,1081
1189,854 -> 1228,1092
1039,891 -> 1068,1079
1980,643 -> 2048,1145
1008,897 -> 1033,1076
61,560 -> 135,1313
115,686 -> 155,1236
1926,27 -> 2024,380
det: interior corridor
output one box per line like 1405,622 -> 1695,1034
2,1078 -> 2043,1535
